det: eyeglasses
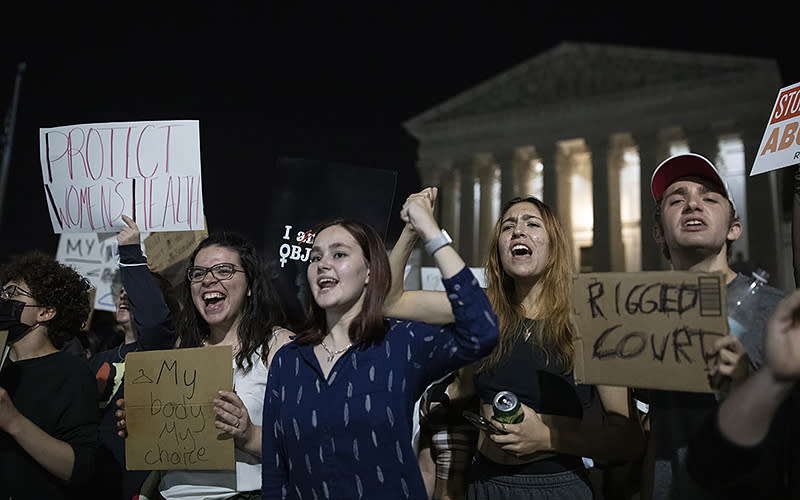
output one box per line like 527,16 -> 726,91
1,284 -> 35,301
186,263 -> 245,283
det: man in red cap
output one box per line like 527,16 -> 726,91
645,153 -> 785,499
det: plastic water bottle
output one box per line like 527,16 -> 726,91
728,269 -> 768,339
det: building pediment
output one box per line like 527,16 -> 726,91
405,42 -> 778,137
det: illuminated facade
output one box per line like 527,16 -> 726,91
404,42 -> 791,289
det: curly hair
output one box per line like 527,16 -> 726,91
2,251 -> 91,348
176,232 -> 286,373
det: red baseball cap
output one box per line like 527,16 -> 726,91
650,153 -> 735,212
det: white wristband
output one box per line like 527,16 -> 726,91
424,229 -> 453,256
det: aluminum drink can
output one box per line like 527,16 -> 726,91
492,391 -> 524,424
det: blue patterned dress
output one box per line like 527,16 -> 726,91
261,267 -> 499,500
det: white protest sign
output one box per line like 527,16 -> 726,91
56,233 -> 119,312
751,82 -> 800,176
39,120 -> 204,233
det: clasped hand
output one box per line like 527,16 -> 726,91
116,391 -> 253,444
400,187 -> 439,241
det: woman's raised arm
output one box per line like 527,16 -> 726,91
384,188 -> 456,325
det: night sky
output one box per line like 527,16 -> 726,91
0,3 -> 795,263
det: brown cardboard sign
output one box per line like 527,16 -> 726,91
144,224 -> 208,280
571,271 -> 727,393
124,345 -> 234,470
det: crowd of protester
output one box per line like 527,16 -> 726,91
0,153 -> 798,499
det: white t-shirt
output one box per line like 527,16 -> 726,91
160,348 -> 267,500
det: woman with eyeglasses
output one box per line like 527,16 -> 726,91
260,193 -> 499,500
118,230 -> 292,500
0,251 -> 97,500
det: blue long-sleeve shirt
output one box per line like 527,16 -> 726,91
262,266 -> 498,500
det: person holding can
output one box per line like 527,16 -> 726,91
387,190 -> 645,499
260,194 -> 499,500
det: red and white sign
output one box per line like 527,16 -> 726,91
751,82 -> 800,176
39,120 -> 204,233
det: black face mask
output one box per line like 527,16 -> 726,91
0,298 -> 35,343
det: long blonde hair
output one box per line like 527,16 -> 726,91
478,196 -> 575,373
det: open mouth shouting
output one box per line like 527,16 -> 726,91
682,217 -> 706,230
511,243 -> 533,257
316,277 -> 338,293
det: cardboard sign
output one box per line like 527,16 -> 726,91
56,232 -> 121,312
124,346 -> 234,470
144,225 -> 208,285
751,81 -> 800,176
571,271 -> 728,393
39,120 -> 204,233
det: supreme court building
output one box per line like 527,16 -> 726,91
404,42 -> 793,290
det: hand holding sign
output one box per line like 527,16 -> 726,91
213,390 -> 256,449
571,271 -> 728,392
124,346 -> 234,470
116,398 -> 128,438
706,336 -> 750,394
118,215 -> 141,247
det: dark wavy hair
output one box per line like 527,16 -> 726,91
2,251 -> 91,348
294,219 -> 391,347
176,232 -> 286,373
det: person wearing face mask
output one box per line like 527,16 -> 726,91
88,214 -> 179,500
0,251 -> 97,500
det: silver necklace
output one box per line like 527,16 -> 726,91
320,339 -> 352,363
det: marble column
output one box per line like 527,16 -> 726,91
634,133 -> 666,270
587,136 -> 612,272
513,147 -> 536,200
456,158 -> 476,266
687,129 -> 720,163
538,143 -> 558,208
742,127 -> 785,288
555,145 -> 575,267
712,126 -> 750,263
494,149 -> 518,208
437,161 -> 459,247
606,136 -> 628,271
476,154 -> 499,265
